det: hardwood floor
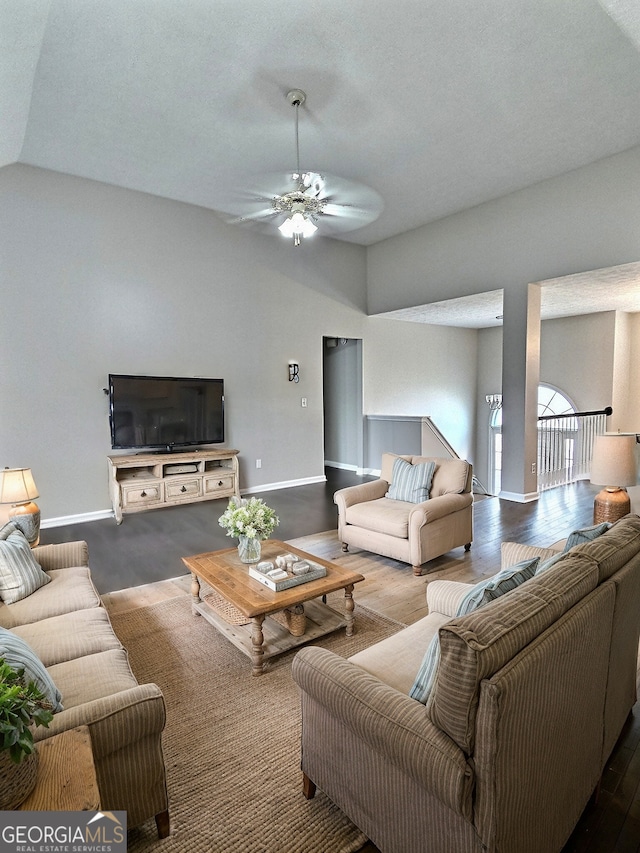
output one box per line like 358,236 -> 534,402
50,472 -> 640,852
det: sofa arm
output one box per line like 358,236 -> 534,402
427,580 -> 473,617
334,480 -> 389,512
292,647 -> 473,818
34,684 -> 166,759
34,541 -> 89,571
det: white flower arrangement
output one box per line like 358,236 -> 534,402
218,496 -> 279,541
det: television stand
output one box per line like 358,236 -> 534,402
107,449 -> 240,524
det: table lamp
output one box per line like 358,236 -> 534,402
590,434 -> 637,524
0,467 -> 40,546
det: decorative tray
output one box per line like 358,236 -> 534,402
248,556 -> 327,592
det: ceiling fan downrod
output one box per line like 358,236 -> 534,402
277,89 -> 319,245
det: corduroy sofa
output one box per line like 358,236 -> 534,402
0,539 -> 170,837
292,514 -> 640,853
334,453 -> 473,576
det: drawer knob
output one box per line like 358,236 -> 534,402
180,485 -> 187,493
141,490 -> 147,497
218,480 -> 223,486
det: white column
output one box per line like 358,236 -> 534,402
500,282 -> 541,502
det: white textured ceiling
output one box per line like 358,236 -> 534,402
380,263 -> 640,328
4,0 -> 640,248
3,1 -> 640,322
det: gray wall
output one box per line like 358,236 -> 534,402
367,145 -> 640,315
0,164 -> 478,522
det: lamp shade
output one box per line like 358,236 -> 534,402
0,468 -> 39,505
590,434 -> 637,488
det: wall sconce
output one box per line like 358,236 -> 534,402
289,362 -> 299,383
485,394 -> 503,410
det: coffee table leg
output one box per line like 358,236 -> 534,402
250,615 -> 266,676
191,573 -> 201,615
344,584 -> 355,637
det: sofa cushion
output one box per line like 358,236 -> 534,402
345,497 -> 412,538
410,558 -> 539,704
12,608 -> 123,667
0,527 -> 51,604
349,610 -> 450,694
0,566 -> 101,629
47,648 -> 138,710
0,627 -> 63,711
430,459 -> 470,497
427,551 -> 600,754
386,457 -> 436,503
564,521 -> 611,551
571,514 -> 640,582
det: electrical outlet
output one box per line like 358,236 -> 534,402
531,462 -> 536,474
256,459 -> 262,469
301,397 -> 307,408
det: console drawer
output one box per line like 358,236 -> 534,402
204,473 -> 235,496
165,478 -> 202,500
121,483 -> 163,507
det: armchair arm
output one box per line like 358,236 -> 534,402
334,479 -> 389,512
34,684 -> 166,759
33,541 -> 89,571
292,647 -> 473,818
408,492 -> 473,542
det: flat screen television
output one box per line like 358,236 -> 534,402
108,374 -> 225,451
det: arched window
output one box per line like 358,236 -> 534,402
489,384 -> 578,494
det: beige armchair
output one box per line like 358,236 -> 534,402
334,453 -> 473,576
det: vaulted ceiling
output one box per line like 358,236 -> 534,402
3,1 -> 640,322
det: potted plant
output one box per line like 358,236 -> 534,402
0,659 -> 53,809
218,496 -> 279,563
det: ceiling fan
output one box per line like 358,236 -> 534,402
218,89 -> 383,246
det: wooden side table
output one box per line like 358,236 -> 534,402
20,725 -> 100,811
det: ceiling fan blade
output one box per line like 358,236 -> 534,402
213,170 -> 383,236
219,207 -> 279,227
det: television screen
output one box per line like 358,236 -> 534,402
108,374 -> 225,450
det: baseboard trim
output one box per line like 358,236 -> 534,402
324,460 -> 358,471
325,461 -> 374,477
499,490 -> 540,504
42,509 -> 114,528
242,475 -> 327,495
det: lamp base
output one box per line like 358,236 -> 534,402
9,502 -> 41,547
593,488 -> 630,525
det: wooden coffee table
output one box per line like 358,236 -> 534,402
182,539 -> 364,676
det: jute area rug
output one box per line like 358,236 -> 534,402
113,584 -> 403,853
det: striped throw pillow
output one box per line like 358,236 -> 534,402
455,557 -> 539,616
386,458 -> 436,503
564,522 -> 611,551
409,557 -> 539,704
0,528 -> 51,604
409,632 -> 440,704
